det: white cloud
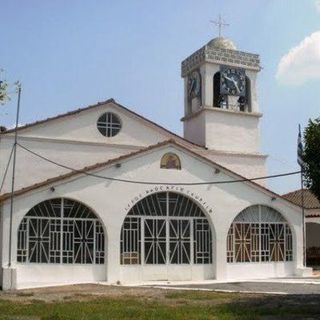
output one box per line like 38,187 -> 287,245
276,31 -> 320,86
315,0 -> 320,12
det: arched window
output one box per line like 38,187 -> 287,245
120,192 -> 213,265
213,72 -> 221,108
227,205 -> 293,263
17,198 -> 105,264
160,153 -> 181,170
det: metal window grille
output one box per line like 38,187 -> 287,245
226,205 -> 293,263
145,219 -> 166,264
270,224 -> 285,262
234,224 -> 251,262
260,223 -> 270,262
97,112 -> 121,137
49,219 -> 61,263
96,223 -> 105,264
29,218 -> 50,263
120,217 -> 141,265
17,198 -> 105,264
169,219 -> 191,264
17,218 -> 28,263
226,224 -> 234,263
121,192 -> 213,265
194,219 -> 212,264
251,223 -> 260,262
285,225 -> 293,261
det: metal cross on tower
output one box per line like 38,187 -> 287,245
210,15 -> 229,37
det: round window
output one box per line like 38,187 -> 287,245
97,112 -> 121,137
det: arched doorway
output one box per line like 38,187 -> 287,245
120,192 -> 214,281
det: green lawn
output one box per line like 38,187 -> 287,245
0,287 -> 319,320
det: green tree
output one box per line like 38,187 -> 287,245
0,69 -> 10,105
303,117 -> 320,201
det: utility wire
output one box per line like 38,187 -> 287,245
17,142 -> 301,186
0,144 -> 14,192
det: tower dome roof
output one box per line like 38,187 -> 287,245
207,37 -> 237,50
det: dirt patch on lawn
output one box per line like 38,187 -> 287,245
0,284 -> 244,305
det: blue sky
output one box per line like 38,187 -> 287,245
1,0 -> 319,194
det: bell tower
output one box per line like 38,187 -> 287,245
181,36 -> 267,179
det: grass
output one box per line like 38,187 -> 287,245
0,288 -> 320,320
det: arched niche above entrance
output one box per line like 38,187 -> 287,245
160,153 -> 181,170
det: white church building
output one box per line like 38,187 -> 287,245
0,36 -> 311,290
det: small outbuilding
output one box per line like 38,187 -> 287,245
283,189 -> 320,267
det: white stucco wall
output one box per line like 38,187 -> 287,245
246,70 -> 259,113
182,107 -> 266,181
0,101 -> 180,194
0,144 -> 305,289
200,63 -> 218,108
15,102 -> 169,146
203,108 -> 261,153
183,112 -> 205,147
201,151 -> 267,183
0,136 -> 140,194
183,108 -> 262,154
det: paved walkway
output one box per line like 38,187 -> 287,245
143,277 -> 320,295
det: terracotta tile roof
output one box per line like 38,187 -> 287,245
0,98 -> 203,148
0,139 -> 298,210
283,189 -> 320,209
305,214 -> 320,218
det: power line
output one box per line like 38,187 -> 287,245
17,142 -> 301,186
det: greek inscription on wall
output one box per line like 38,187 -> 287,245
124,186 -> 213,214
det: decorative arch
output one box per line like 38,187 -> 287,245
160,153 -> 181,170
17,198 -> 105,264
120,192 -> 213,265
226,205 -> 293,263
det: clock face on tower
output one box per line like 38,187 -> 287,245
187,70 -> 201,99
220,66 -> 246,96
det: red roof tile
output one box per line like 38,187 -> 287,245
283,189 -> 320,209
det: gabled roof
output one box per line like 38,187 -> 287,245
0,139 -> 298,210
283,189 -> 320,210
0,98 -> 203,148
